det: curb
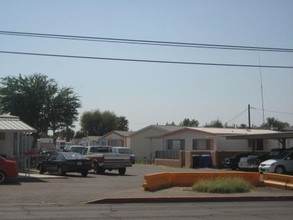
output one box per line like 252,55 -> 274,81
86,196 -> 293,204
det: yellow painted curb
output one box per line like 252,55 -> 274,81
263,173 -> 293,190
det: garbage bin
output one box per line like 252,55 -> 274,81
199,154 -> 212,168
192,154 -> 200,168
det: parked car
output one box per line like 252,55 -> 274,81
38,152 -> 92,177
111,147 -> 136,164
82,146 -> 132,175
238,155 -> 260,171
0,155 -> 18,183
65,145 -> 85,154
258,150 -> 293,174
222,153 -> 251,170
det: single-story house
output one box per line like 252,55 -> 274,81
149,127 -> 293,168
79,136 -> 102,146
129,125 -> 185,162
102,130 -> 133,147
0,114 -> 36,170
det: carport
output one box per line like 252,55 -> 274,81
226,131 -> 293,150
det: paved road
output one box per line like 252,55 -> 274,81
0,201 -> 293,220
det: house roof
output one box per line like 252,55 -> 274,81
148,127 -> 279,139
80,136 -> 101,141
0,114 -> 36,132
102,130 -> 133,138
226,131 -> 293,140
130,125 -> 185,136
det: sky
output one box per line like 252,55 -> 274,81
1,0 -> 293,131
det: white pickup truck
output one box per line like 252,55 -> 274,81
82,146 -> 132,175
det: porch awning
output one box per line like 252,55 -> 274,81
225,131 -> 293,140
0,114 -> 36,133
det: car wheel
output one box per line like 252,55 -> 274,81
39,165 -> 45,174
275,166 -> 286,174
81,170 -> 88,177
57,167 -> 65,176
96,166 -> 105,174
0,171 -> 6,184
118,167 -> 126,175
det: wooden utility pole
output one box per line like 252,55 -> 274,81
248,104 -> 251,129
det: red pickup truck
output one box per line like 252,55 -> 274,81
0,155 -> 18,183
82,146 -> 132,175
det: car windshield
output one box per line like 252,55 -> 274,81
272,151 -> 291,159
63,152 -> 85,160
90,147 -> 110,153
70,146 -> 85,154
118,148 -> 133,154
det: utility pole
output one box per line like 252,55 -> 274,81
248,104 -> 251,129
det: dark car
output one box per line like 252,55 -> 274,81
38,152 -> 92,177
65,145 -> 85,154
222,153 -> 251,170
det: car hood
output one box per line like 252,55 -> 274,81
261,159 -> 277,165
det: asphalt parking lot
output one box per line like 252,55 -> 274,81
1,164 -> 199,205
2,165 -> 293,205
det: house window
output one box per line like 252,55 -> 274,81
167,139 -> 185,150
256,139 -> 263,151
193,139 -> 211,150
0,132 -> 5,140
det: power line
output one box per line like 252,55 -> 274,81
1,50 -> 293,68
1,30 -> 293,52
251,106 -> 293,115
225,108 -> 248,124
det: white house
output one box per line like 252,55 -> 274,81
152,127 -> 291,168
129,125 -> 184,162
102,130 -> 133,147
79,136 -> 101,146
0,114 -> 36,159
0,114 -> 36,171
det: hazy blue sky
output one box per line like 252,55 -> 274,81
1,0 -> 293,131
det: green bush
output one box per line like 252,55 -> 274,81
192,177 -> 253,193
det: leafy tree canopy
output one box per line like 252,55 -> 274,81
80,109 -> 129,136
0,73 -> 81,146
204,119 -> 224,128
261,117 -> 290,131
179,118 -> 199,127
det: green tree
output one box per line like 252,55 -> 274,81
58,127 -> 75,142
75,130 -> 87,139
261,117 -> 289,131
165,121 -> 176,126
179,118 -> 199,127
204,119 -> 224,128
48,87 -> 81,145
117,116 -> 129,131
0,73 -> 81,147
80,109 -> 128,136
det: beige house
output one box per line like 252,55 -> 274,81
152,127 -> 290,168
79,136 -> 101,146
129,125 -> 184,162
102,130 -> 133,147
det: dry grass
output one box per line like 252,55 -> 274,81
192,177 -> 253,193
